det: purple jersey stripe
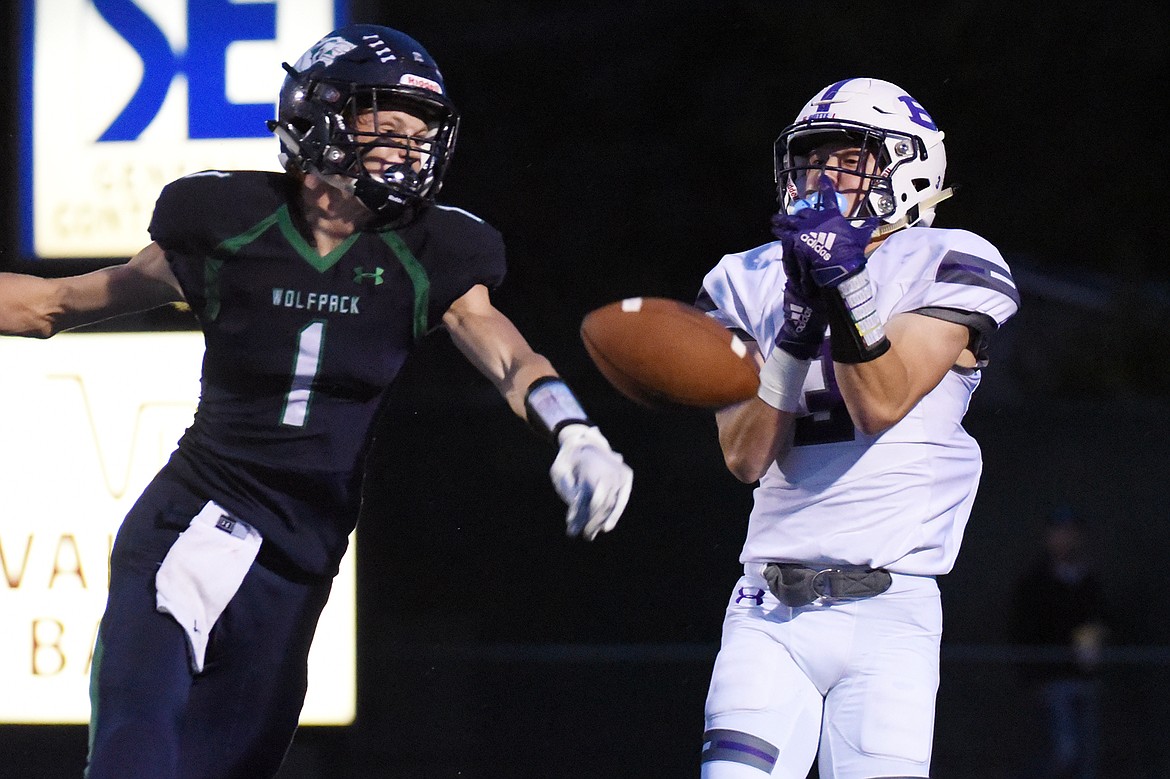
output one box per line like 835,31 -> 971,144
936,250 -> 1021,308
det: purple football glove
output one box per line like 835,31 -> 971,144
772,178 -> 889,363
771,177 -> 878,289
773,261 -> 827,361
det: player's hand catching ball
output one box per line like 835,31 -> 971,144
771,178 -> 888,362
550,424 -> 633,541
772,240 -> 828,361
770,177 -> 878,289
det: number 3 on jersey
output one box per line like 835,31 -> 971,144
282,321 -> 326,427
793,352 -> 856,446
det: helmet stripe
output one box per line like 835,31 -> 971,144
814,78 -> 854,112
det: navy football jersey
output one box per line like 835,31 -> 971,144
149,170 -> 506,576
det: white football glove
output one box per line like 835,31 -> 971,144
550,424 -> 633,541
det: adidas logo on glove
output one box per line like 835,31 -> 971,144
788,302 -> 814,334
799,231 -> 837,261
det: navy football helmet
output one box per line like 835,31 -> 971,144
269,25 -> 459,218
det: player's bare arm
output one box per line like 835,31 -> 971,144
714,340 -> 795,483
444,282 -> 633,539
715,398 -> 796,483
834,312 -> 974,435
0,241 -> 184,338
442,283 -> 558,419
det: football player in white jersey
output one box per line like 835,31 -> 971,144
695,78 -> 1019,778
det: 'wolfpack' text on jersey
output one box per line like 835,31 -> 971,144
149,170 -> 506,576
699,227 -> 1019,575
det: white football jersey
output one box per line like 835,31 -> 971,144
699,227 -> 1019,575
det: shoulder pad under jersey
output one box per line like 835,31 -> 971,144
875,227 -> 1020,327
149,170 -> 290,253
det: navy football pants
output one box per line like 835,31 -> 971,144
85,471 -> 333,779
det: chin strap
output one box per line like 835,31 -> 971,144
869,186 -> 958,239
270,121 -> 359,197
271,121 -> 418,225
269,122 -> 306,170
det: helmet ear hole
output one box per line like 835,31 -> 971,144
911,178 -> 931,193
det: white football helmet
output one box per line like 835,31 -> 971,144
775,78 -> 949,230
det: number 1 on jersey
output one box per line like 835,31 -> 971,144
282,321 -> 326,427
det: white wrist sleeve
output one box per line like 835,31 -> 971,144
836,269 -> 886,349
757,349 -> 812,413
525,377 -> 590,441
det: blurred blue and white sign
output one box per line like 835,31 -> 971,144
21,0 -> 347,259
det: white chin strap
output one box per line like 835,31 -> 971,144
870,186 -> 957,239
272,125 -> 357,197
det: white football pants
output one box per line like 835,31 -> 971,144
702,565 -> 941,779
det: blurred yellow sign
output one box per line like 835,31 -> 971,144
0,332 -> 355,725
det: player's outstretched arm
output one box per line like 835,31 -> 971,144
443,285 -> 633,540
442,284 -> 557,416
0,242 -> 185,338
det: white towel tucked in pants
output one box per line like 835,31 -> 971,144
155,500 -> 263,673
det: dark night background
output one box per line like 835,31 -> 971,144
3,1 -> 1170,777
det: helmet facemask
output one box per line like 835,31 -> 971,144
272,73 -> 459,220
775,120 -> 928,226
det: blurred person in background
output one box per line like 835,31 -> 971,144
1009,506 -> 1111,779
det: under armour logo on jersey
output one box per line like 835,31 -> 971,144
353,266 -> 385,285
735,587 -> 765,606
799,231 -> 837,261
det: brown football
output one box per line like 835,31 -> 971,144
580,297 -> 759,409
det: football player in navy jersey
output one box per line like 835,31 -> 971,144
0,25 -> 632,779
696,79 -> 1019,778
